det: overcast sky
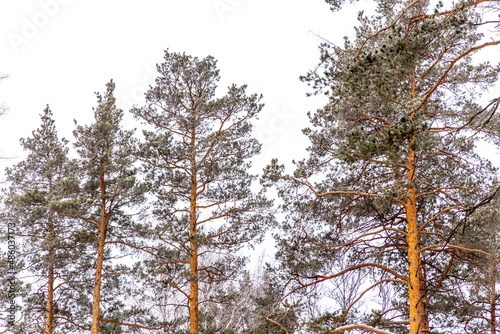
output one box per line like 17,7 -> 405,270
1,0 -> 498,180
0,0 -> 373,178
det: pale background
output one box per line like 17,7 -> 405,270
0,0 -> 374,175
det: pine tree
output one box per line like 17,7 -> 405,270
1,106 -> 84,333
131,50 -> 274,334
438,198 -> 500,334
264,0 -> 500,333
467,206 -> 500,334
241,275 -> 298,334
52,80 -> 148,334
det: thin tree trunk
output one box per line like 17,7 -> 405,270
490,259 -> 496,334
189,130 -> 199,334
419,266 -> 429,332
45,258 -> 55,334
91,169 -> 108,334
45,212 -> 55,334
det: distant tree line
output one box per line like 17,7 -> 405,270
1,0 -> 499,333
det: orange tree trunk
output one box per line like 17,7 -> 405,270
405,147 -> 429,334
91,170 -> 108,334
45,261 -> 54,334
419,267 -> 429,332
90,217 -> 107,334
189,131 -> 199,334
45,213 -> 55,334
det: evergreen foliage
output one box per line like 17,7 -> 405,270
1,3 -> 499,332
1,106 -> 87,333
264,0 -> 500,333
438,198 -> 500,333
51,80 -> 148,333
131,50 -> 274,334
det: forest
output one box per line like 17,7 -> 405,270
1,0 -> 500,333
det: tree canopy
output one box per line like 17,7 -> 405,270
1,1 -> 500,333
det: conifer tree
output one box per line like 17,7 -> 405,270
2,106 -> 83,333
439,199 -> 500,334
264,0 -> 500,333
52,80 -> 147,334
131,51 -> 273,334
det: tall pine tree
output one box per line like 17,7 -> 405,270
131,51 -> 274,334
52,80 -> 148,334
2,106 -> 84,333
439,198 -> 500,334
264,0 -> 500,333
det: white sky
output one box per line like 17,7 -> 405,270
1,0 -> 499,178
0,0 -> 370,177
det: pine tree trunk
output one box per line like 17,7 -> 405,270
419,266 -> 429,332
91,170 -> 108,334
189,131 -> 199,334
406,69 -> 429,334
45,259 -> 55,334
45,212 -> 55,334
490,260 -> 496,334
406,147 -> 428,334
